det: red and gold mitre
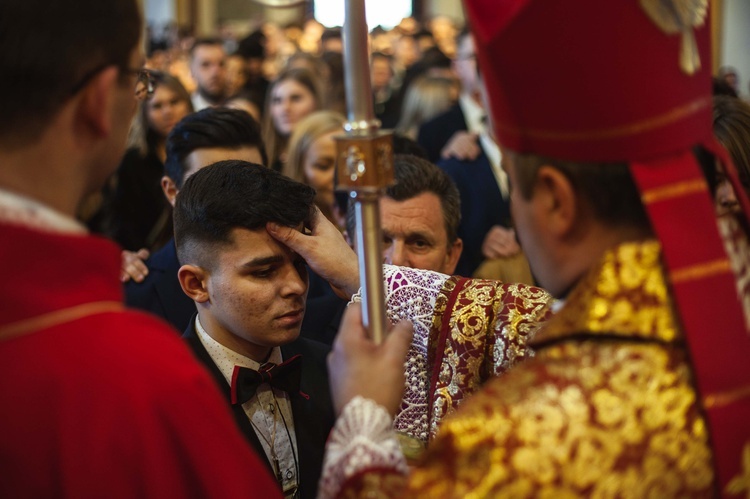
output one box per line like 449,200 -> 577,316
464,0 -> 750,493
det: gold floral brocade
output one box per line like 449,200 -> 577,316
531,240 -> 679,346
337,472 -> 409,499
428,278 -> 552,438
406,240 -> 717,497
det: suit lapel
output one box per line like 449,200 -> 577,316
182,319 -> 275,478
282,340 -> 335,499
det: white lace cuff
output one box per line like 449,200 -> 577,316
350,265 -> 448,442
318,396 -> 408,499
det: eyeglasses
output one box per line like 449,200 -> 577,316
69,65 -> 155,101
131,69 -> 155,101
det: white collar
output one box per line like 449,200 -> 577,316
0,188 -> 86,235
458,93 -> 486,134
195,315 -> 283,385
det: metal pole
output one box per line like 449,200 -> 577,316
352,192 -> 387,344
336,0 -> 393,344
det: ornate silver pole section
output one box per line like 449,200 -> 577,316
336,0 -> 394,344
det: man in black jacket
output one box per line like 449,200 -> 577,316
125,107 -> 265,332
174,161 -> 334,498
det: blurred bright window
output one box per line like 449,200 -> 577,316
314,0 -> 412,29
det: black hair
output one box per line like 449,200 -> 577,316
190,37 -> 224,57
392,134 -> 429,159
321,27 -> 343,43
346,154 -> 461,245
713,77 -> 739,98
512,153 -> 652,231
165,107 -> 267,188
415,29 -> 435,40
713,95 -> 750,194
174,161 -> 315,266
1,0 -> 141,146
236,31 -> 266,60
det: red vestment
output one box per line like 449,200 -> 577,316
0,222 -> 280,498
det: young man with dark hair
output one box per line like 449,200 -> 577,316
174,161 -> 335,499
125,107 -> 266,332
0,0 -> 277,496
162,107 -> 268,193
190,38 -> 227,110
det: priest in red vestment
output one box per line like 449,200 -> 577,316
0,1 -> 279,497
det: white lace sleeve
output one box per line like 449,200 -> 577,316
318,396 -> 408,499
351,265 -> 449,443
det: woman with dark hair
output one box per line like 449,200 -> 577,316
262,67 -> 322,172
93,71 -> 193,251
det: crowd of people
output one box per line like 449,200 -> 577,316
2,0 -> 750,497
91,18 -> 543,290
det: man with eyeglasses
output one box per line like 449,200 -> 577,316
0,1 -> 280,497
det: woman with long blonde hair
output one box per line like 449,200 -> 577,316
285,110 -> 347,228
396,75 -> 458,139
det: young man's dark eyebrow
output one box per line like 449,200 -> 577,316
241,255 -> 284,268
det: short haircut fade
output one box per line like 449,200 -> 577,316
174,161 -> 315,266
165,107 -> 267,188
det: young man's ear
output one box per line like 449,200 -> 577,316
74,66 -> 119,140
162,176 -> 179,207
178,265 -> 210,303
534,165 -> 578,238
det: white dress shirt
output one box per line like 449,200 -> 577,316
191,92 -> 216,112
195,316 -> 299,496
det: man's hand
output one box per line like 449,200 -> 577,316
267,207 -> 360,298
440,131 -> 480,161
481,225 -> 521,259
328,303 -> 413,416
120,248 -> 150,283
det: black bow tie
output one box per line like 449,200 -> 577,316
230,354 -> 303,405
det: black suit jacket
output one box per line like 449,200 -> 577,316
300,294 -> 347,346
439,150 -> 511,277
125,238 -> 195,333
416,104 -> 468,163
183,320 -> 334,499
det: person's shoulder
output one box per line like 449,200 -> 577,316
18,308 -> 209,409
125,241 -> 177,296
438,149 -> 488,173
124,265 -> 164,312
420,103 -> 464,132
117,147 -> 146,170
80,308 -> 201,380
436,155 -> 467,173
